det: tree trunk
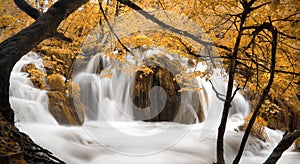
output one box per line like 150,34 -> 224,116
0,0 -> 88,122
216,7 -> 249,164
0,0 -> 88,162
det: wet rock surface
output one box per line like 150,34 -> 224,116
132,55 -> 203,123
48,91 -> 84,126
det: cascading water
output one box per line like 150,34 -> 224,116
73,53 -> 135,122
9,51 -> 300,163
10,52 -> 58,125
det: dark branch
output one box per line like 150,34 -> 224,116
250,1 -> 271,11
116,0 -> 232,52
14,0 -> 73,42
264,130 -> 300,164
14,0 -> 41,20
0,0 -> 88,123
209,80 -> 226,102
216,2 -> 250,163
278,30 -> 300,41
98,0 -> 133,55
233,19 -> 278,164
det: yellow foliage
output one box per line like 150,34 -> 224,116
21,64 -> 47,90
136,67 -> 154,77
0,0 -> 33,42
101,73 -> 113,79
46,74 -> 65,92
259,100 -> 290,131
242,112 -> 268,141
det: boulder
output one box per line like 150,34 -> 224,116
47,91 -> 84,125
131,55 -> 203,123
46,74 -> 65,92
241,113 -> 268,142
294,137 -> 300,151
132,65 -> 181,122
174,91 -> 204,124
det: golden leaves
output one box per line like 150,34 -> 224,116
21,64 -> 47,90
242,112 -> 268,141
46,74 -> 65,92
136,67 -> 154,77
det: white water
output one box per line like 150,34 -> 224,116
10,52 -> 300,163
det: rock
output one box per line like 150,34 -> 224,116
131,55 -> 203,123
174,91 -> 204,124
21,63 -> 47,90
47,91 -> 84,125
72,54 -> 106,76
240,113 -> 268,142
21,63 -> 36,72
0,136 -> 24,164
132,65 -> 181,121
289,109 -> 300,132
294,137 -> 300,151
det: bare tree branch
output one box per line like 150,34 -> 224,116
216,1 -> 251,162
209,80 -> 226,102
233,19 -> 278,164
116,0 -> 232,52
98,0 -> 133,55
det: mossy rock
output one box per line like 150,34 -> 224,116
132,55 -> 203,123
21,63 -> 47,90
0,136 -> 25,164
240,113 -> 268,142
21,63 -> 36,73
132,65 -> 181,121
289,109 -> 300,132
174,91 -> 204,123
46,74 -> 65,92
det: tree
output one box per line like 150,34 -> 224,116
0,0 -> 88,122
0,0 -> 88,162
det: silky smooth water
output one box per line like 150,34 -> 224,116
10,52 -> 300,163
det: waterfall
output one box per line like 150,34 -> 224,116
9,52 -> 299,163
10,52 -> 57,125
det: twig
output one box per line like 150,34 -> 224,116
233,17 -> 278,164
98,0 -> 133,56
209,80 -> 226,102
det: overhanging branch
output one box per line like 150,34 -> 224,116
116,0 -> 232,52
14,0 -> 73,42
